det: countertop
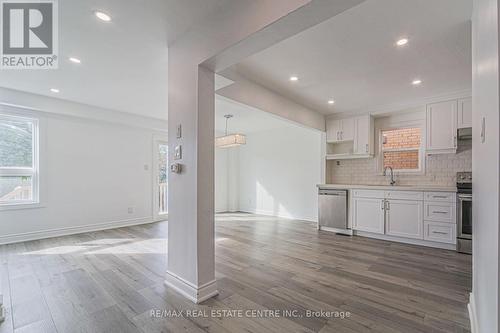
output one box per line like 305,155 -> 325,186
317,184 -> 457,192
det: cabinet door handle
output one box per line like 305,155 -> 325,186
385,200 -> 390,210
381,200 -> 385,210
432,211 -> 448,214
432,231 -> 448,235
432,195 -> 447,199
365,143 -> 369,153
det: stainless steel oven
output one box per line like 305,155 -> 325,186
456,172 -> 472,254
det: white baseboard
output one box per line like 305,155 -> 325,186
0,216 -> 156,245
238,207 -> 317,223
468,292 -> 478,333
164,270 -> 218,304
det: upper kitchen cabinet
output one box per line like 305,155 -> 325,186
340,117 -> 355,141
426,100 -> 457,154
326,115 -> 374,159
326,119 -> 341,142
326,118 -> 354,142
457,97 -> 472,129
354,115 -> 374,155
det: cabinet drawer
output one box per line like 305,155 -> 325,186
385,191 -> 423,201
424,221 -> 456,244
352,190 -> 384,199
424,202 -> 456,223
424,192 -> 456,202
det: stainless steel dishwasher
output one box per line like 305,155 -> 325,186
318,188 -> 350,235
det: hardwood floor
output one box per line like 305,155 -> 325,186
0,213 -> 471,333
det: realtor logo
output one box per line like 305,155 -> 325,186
1,0 -> 58,69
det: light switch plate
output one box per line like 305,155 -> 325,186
176,124 -> 182,139
174,145 -> 182,160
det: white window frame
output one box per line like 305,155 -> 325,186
377,125 -> 426,175
152,133 -> 168,221
0,112 -> 42,209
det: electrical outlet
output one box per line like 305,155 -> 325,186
128,207 -> 134,214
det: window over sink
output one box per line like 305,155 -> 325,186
380,127 -> 423,172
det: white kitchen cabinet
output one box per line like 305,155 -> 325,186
385,200 -> 424,240
424,221 -> 456,244
326,118 -> 355,143
326,119 -> 341,142
353,115 -> 374,155
326,115 -> 373,159
352,197 -> 385,234
426,100 -> 458,154
424,201 -> 456,223
424,192 -> 456,202
348,188 -> 456,248
340,117 -> 355,141
457,97 -> 472,129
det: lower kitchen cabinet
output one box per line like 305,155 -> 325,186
385,200 -> 424,239
352,197 -> 385,234
349,189 -> 456,249
424,221 -> 456,244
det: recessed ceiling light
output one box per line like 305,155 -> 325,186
94,11 -> 111,22
69,57 -> 81,64
412,79 -> 422,85
289,76 -> 298,82
396,38 -> 409,46
328,100 -> 335,105
50,88 -> 60,93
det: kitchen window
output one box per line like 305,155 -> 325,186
380,127 -> 423,172
0,114 -> 39,207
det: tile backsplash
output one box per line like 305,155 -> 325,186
327,141 -> 472,187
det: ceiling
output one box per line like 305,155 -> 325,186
227,0 -> 472,115
215,96 -> 297,134
0,0 -> 231,120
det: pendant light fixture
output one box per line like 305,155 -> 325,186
216,114 -> 246,148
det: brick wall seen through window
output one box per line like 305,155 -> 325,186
382,128 -> 421,170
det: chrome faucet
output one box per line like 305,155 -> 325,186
383,166 -> 396,186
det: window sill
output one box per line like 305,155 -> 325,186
0,202 -> 45,211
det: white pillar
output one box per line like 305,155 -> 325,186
165,61 -> 217,303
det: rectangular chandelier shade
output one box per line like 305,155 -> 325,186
216,134 -> 246,148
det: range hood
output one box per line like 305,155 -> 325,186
458,127 -> 472,140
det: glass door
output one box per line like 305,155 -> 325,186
156,141 -> 168,218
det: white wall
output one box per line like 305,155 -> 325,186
216,125 -> 322,222
0,92 -> 167,244
471,0 -> 500,331
215,145 -> 228,213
